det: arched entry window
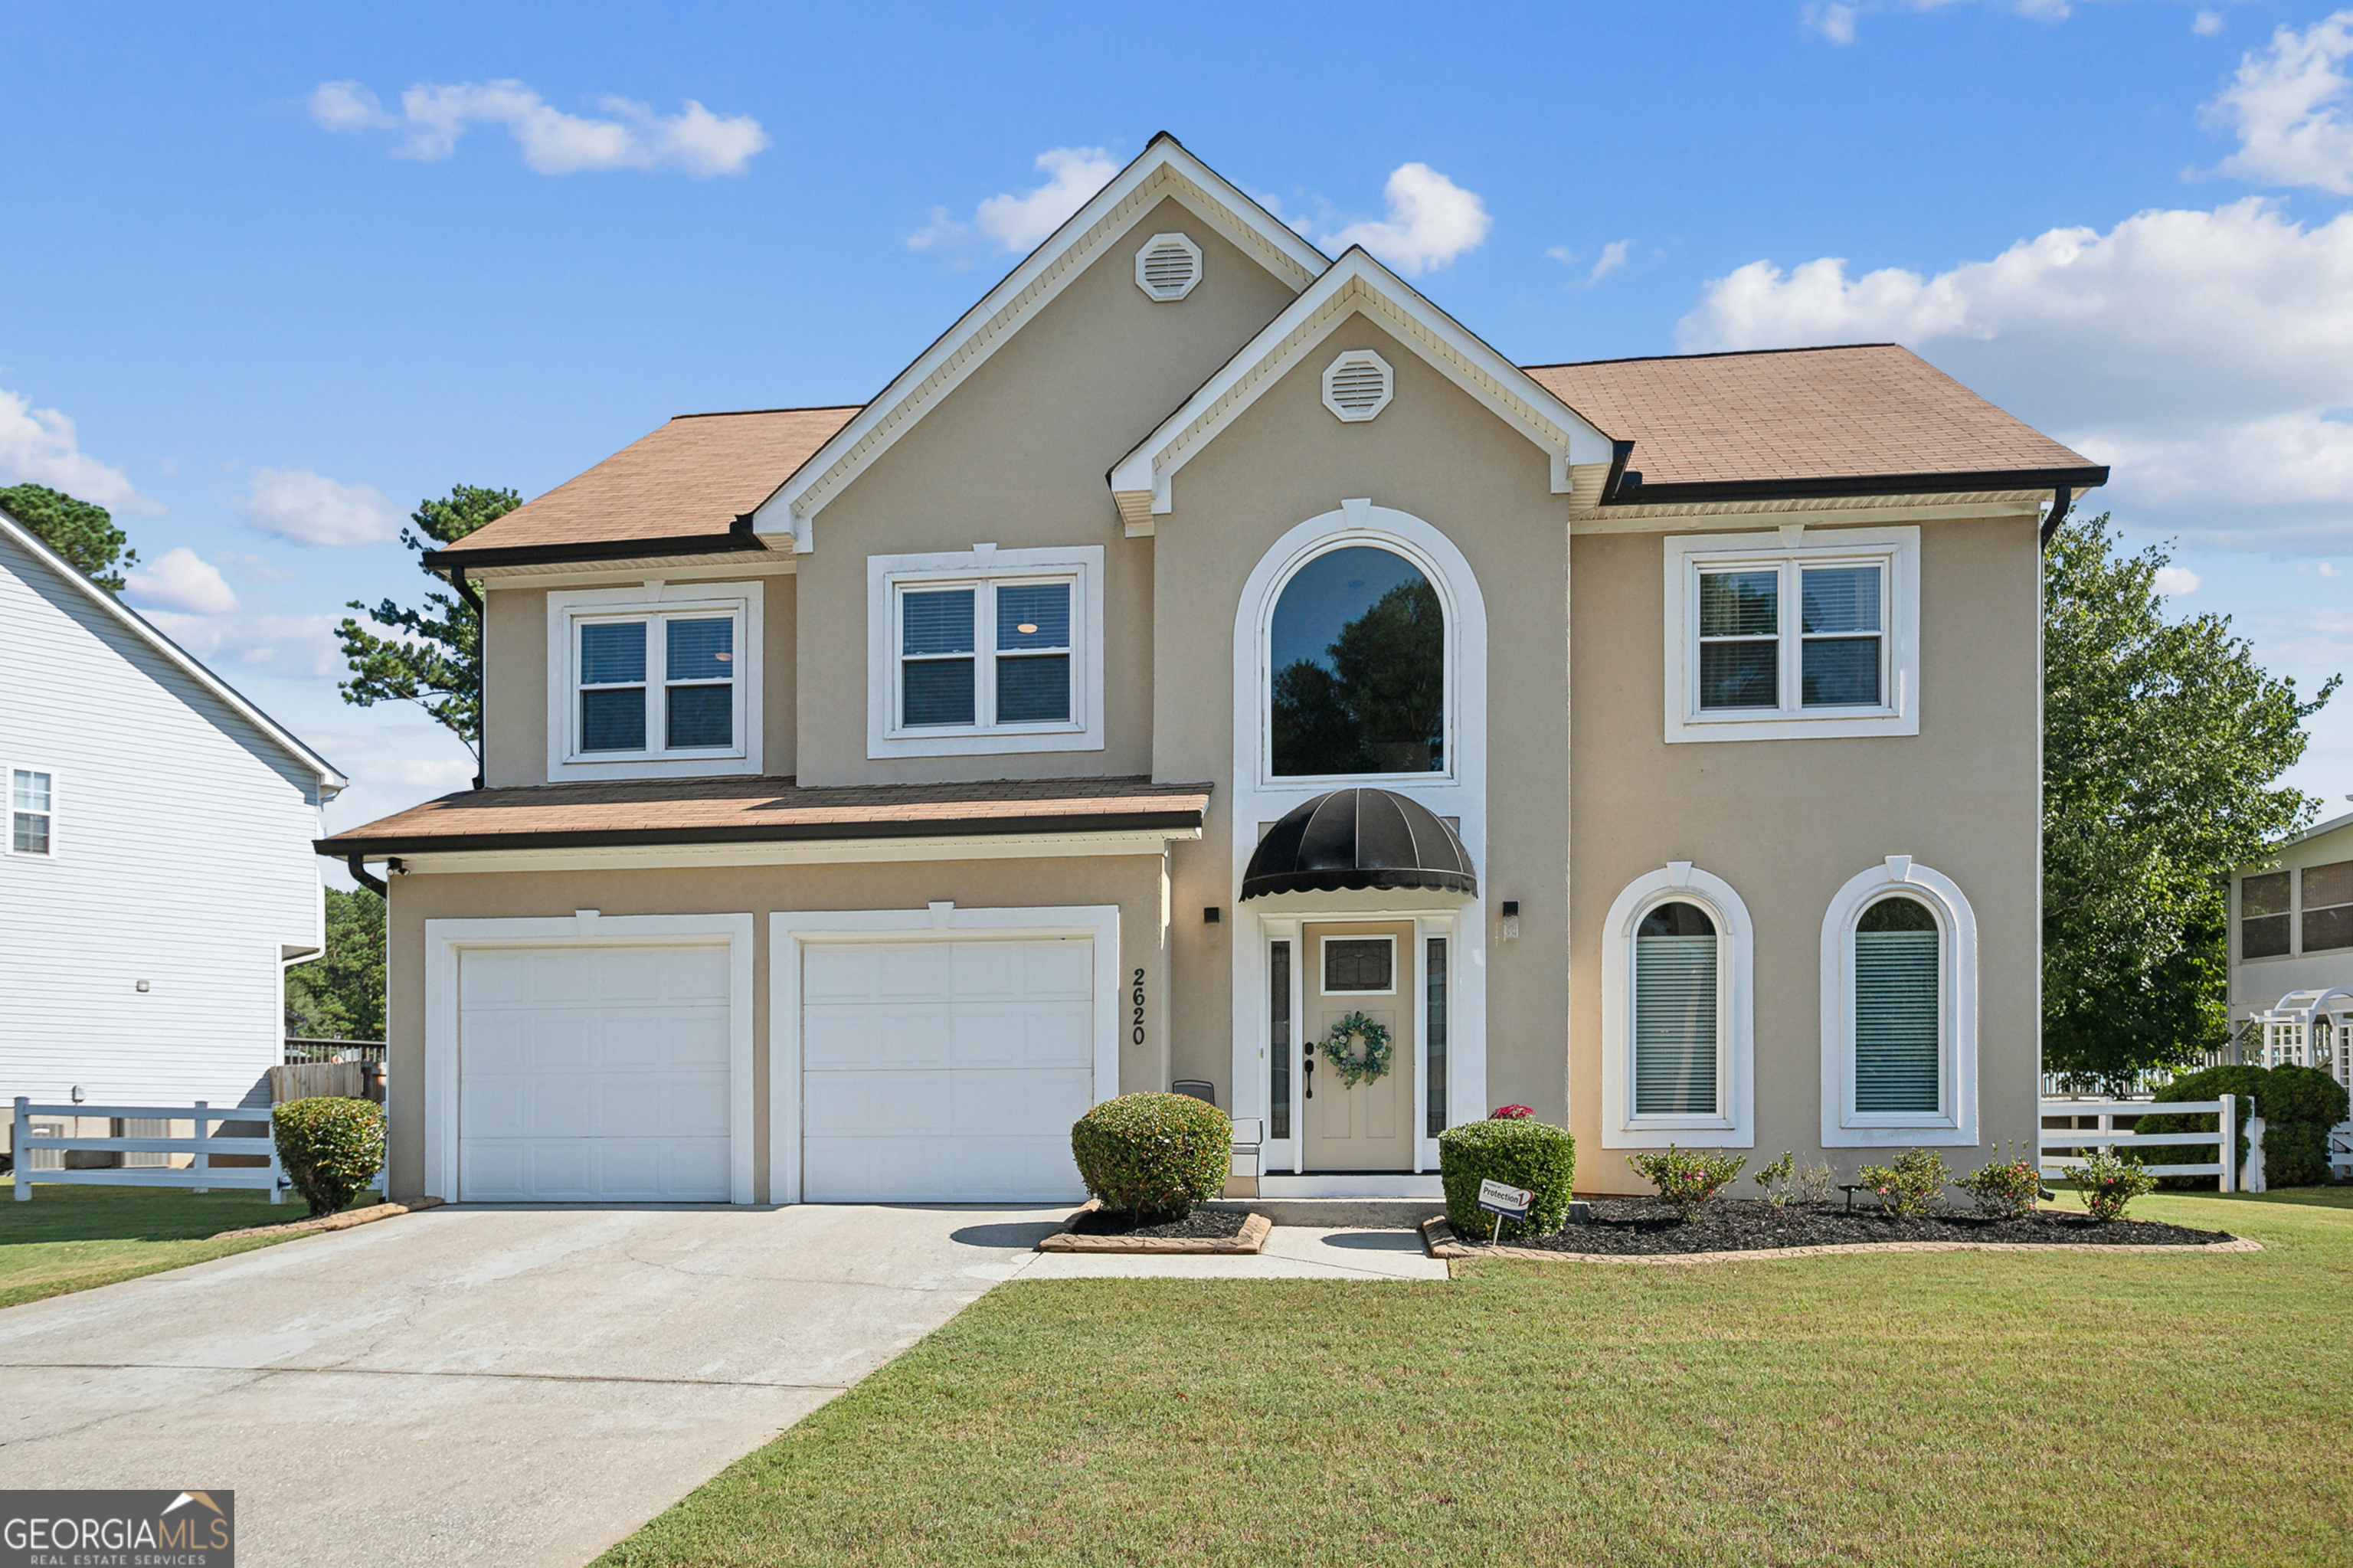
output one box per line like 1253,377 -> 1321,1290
1268,545 -> 1445,777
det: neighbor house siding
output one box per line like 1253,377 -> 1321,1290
0,531 -> 325,1116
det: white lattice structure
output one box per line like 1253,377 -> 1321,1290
2244,987 -> 2353,1178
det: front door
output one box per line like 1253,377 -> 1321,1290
1301,921 -> 1417,1171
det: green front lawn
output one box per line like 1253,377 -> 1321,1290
604,1190 -> 2353,1568
0,1177 -> 367,1308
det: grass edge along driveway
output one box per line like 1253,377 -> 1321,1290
0,1178 -> 359,1309
599,1190 -> 2353,1568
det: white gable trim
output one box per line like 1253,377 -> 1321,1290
1108,249 -> 1616,534
0,507 -> 346,794
751,136 -> 1328,552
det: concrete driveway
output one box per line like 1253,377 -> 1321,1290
0,1203 -> 1070,1567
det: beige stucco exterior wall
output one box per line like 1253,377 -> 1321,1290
480,572 -> 797,788
381,851 -> 1172,1203
1147,309 -> 1573,1116
790,196 -> 1299,789
1569,513 -> 2044,1193
2230,817 -> 2353,1012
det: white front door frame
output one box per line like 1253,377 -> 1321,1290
767,902 -> 1122,1205
424,912 -> 758,1205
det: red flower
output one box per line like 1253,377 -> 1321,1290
1491,1105 -> 1536,1120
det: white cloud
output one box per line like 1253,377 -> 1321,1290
143,611 -> 345,678
910,147 -> 1119,256
1676,198 -> 2353,551
125,547 -> 237,614
1807,5 -> 1860,44
1586,239 -> 1633,285
236,467 -> 406,548
1804,0 -> 2071,44
0,387 -> 160,515
310,78 -> 768,177
2194,9 -> 2226,38
2207,10 -> 2353,194
1324,163 -> 1492,276
2153,565 -> 2204,596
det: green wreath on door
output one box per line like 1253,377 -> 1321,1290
1320,1011 -> 1393,1088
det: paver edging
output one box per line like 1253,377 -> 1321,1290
1037,1200 -> 1274,1254
1419,1215 -> 2263,1265
209,1196 -> 445,1242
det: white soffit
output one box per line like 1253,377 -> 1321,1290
751,136 -> 1329,552
1108,248 -> 1615,530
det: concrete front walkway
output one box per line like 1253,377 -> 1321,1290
0,1202 -> 1071,1568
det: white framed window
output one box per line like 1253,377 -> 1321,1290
1663,525 -> 1919,743
867,545 -> 1105,758
1320,935 -> 1396,994
545,582 -> 762,780
9,768 -> 54,856
1820,856 -> 1978,1147
1262,538 -> 1453,783
1599,863 -> 1754,1147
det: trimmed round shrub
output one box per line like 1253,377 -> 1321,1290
2135,1065 -> 2348,1189
1070,1093 -> 1231,1218
1438,1117 -> 1576,1240
272,1095 -> 385,1217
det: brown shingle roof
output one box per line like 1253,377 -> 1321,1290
434,405 -> 859,561
320,774 -> 1210,855
1525,344 -> 2096,493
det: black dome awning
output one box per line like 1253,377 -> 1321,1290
1239,788 -> 1477,901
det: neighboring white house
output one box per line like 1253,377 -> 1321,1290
2230,805 -> 2353,1027
0,506 -> 345,1155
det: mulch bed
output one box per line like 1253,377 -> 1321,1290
1067,1206 -> 1250,1239
1440,1196 -> 2236,1258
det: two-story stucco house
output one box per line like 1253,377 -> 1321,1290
323,136 -> 2106,1206
1,507 -> 345,1157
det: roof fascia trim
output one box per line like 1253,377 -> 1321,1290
752,139 -> 1330,552
1600,465 -> 2109,507
0,506 -> 348,794
318,804 -> 1211,858
424,532 -> 771,571
1108,250 -> 1616,525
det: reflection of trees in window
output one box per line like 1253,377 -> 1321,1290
1271,574 -> 1444,776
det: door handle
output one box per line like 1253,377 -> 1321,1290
1301,1057 -> 1314,1098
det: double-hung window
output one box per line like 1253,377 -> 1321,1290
10,769 -> 53,855
869,545 -> 1104,757
1667,527 -> 1919,742
548,584 -> 761,777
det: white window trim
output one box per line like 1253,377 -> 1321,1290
1819,856 -> 1979,1147
5,765 -> 57,858
866,544 -> 1105,758
767,903 -> 1122,1205
1599,863 -> 1755,1148
1319,933 -> 1399,996
1663,525 -> 1919,744
424,912 -> 757,1204
545,581 -> 763,781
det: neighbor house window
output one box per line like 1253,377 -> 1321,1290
1666,528 -> 1918,743
868,546 -> 1104,758
546,584 -> 762,778
2302,861 -> 2352,954
1602,867 -> 1754,1147
1821,859 -> 1978,1147
2240,870 -> 2291,959
11,770 -> 52,855
1268,545 -> 1445,777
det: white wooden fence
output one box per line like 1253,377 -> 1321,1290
11,1098 -> 284,1202
2040,1094 -> 2238,1190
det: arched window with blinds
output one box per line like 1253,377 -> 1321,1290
1819,858 -> 1978,1148
1853,896 -> 1940,1113
1634,902 -> 1719,1117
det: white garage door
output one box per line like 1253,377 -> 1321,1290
458,942 -> 732,1202
801,936 -> 1096,1203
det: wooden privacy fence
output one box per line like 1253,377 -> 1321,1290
11,1098 -> 286,1203
2039,1094 -> 2239,1191
267,1060 -> 371,1103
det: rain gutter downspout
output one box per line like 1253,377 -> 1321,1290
345,854 -> 389,897
2037,484 -> 2074,548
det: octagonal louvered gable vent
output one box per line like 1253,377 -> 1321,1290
1134,233 -> 1203,301
1321,350 -> 1395,423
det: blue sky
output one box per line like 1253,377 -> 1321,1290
2,0 -> 2348,866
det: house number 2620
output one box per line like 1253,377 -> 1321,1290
1131,968 -> 1146,1046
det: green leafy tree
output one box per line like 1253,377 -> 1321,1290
335,485 -> 517,760
2042,516 -> 2335,1081
284,887 -> 387,1041
0,483 -> 137,591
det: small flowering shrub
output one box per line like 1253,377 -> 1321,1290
1957,1146 -> 2044,1220
1794,1163 -> 1836,1206
1625,1145 -> 1746,1223
1752,1151 -> 1797,1206
272,1096 -> 384,1218
1857,1148 -> 1949,1219
2071,1145 -> 2157,1223
1489,1105 -> 1536,1120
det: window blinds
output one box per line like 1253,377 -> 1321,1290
1634,933 -> 1717,1115
1854,931 -> 1939,1111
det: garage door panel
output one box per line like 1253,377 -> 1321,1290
949,1067 -> 1092,1136
803,1003 -> 954,1071
802,1068 -> 954,1137
952,1003 -> 1092,1069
